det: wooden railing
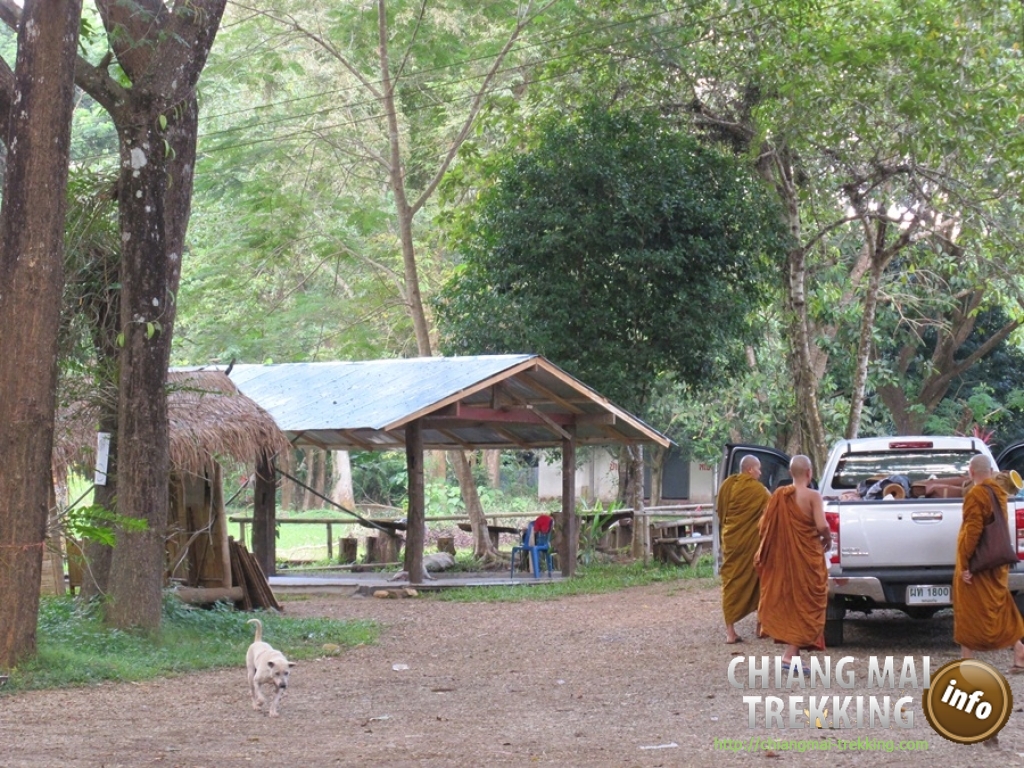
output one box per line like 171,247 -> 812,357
230,504 -> 715,563
228,512 -> 544,561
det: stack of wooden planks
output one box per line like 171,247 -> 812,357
229,538 -> 282,611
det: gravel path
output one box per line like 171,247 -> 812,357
1,577 -> 1023,766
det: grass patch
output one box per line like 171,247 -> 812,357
428,556 -> 715,602
2,594 -> 378,694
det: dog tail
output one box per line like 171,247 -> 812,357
247,617 -> 263,642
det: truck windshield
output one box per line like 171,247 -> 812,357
830,450 -> 980,490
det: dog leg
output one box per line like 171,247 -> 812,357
268,686 -> 285,717
249,670 -> 266,711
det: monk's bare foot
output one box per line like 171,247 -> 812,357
1012,640 -> 1024,669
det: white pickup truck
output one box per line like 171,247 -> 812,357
721,436 -> 1024,646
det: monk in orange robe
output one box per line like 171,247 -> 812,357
755,455 -> 831,671
717,455 -> 771,644
953,454 -> 1024,671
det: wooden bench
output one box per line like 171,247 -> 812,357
650,515 -> 714,566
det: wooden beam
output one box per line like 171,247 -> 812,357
575,413 -> 617,425
527,359 -> 671,447
453,404 -> 574,425
291,430 -> 331,451
335,429 -> 379,451
561,430 -> 577,577
492,426 -> 532,449
253,450 -> 277,577
385,356 -> 544,429
506,377 -> 582,414
488,388 -> 574,442
404,419 -> 425,584
436,428 -> 472,449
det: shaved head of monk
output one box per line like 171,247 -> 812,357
790,455 -> 813,479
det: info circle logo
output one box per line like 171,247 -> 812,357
923,658 -> 1013,744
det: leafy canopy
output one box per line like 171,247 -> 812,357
436,104 -> 790,414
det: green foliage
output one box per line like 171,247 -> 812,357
351,451 -> 408,507
437,102 -> 789,416
4,596 -> 377,692
62,503 -> 147,547
577,501 -> 623,565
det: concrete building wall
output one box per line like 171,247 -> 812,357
538,448 -> 619,502
538,449 -> 716,503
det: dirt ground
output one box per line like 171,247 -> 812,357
3,578 -> 1024,767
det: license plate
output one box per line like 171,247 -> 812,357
906,585 -> 951,605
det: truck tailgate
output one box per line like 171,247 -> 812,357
835,500 -> 961,568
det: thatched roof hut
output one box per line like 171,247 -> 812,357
54,369 -> 290,480
51,370 -> 290,597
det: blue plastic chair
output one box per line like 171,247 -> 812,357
510,521 -> 553,578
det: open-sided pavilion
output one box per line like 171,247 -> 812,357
226,354 -> 670,582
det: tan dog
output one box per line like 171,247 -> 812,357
246,618 -> 295,717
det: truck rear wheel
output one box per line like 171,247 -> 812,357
824,596 -> 846,647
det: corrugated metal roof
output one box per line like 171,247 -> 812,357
215,355 -> 669,452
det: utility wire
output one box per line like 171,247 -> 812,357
70,0 -> 861,166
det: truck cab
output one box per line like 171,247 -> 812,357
719,438 -> 1024,646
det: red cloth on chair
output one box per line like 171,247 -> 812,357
533,514 -> 554,534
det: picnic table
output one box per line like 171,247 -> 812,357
457,522 -> 522,549
650,514 -> 714,566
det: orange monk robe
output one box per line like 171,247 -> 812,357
952,478 -> 1024,651
754,485 -> 827,650
717,473 -> 771,625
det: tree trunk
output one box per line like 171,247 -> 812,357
649,446 -> 666,507
0,1 -> 82,667
845,259 -> 885,440
485,450 -> 502,488
106,112 -> 188,629
331,451 -> 355,509
304,448 -> 324,510
79,0 -> 227,630
452,451 -> 496,559
403,419 -> 426,582
281,449 -> 296,511
628,445 -> 645,559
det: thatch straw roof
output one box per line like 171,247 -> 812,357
54,370 -> 291,479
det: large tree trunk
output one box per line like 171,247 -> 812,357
763,146 -> 828,471
451,451 -> 497,560
106,110 -> 193,629
331,451 -> 355,509
0,0 -> 82,667
91,0 -> 226,630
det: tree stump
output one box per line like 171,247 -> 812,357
436,536 -> 456,556
365,536 -> 380,564
379,533 -> 403,563
339,537 -> 358,564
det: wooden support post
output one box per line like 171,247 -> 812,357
253,451 -> 277,577
561,429 -> 577,577
404,418 -> 425,583
339,537 -> 358,564
365,536 -> 380,564
326,522 -> 333,561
